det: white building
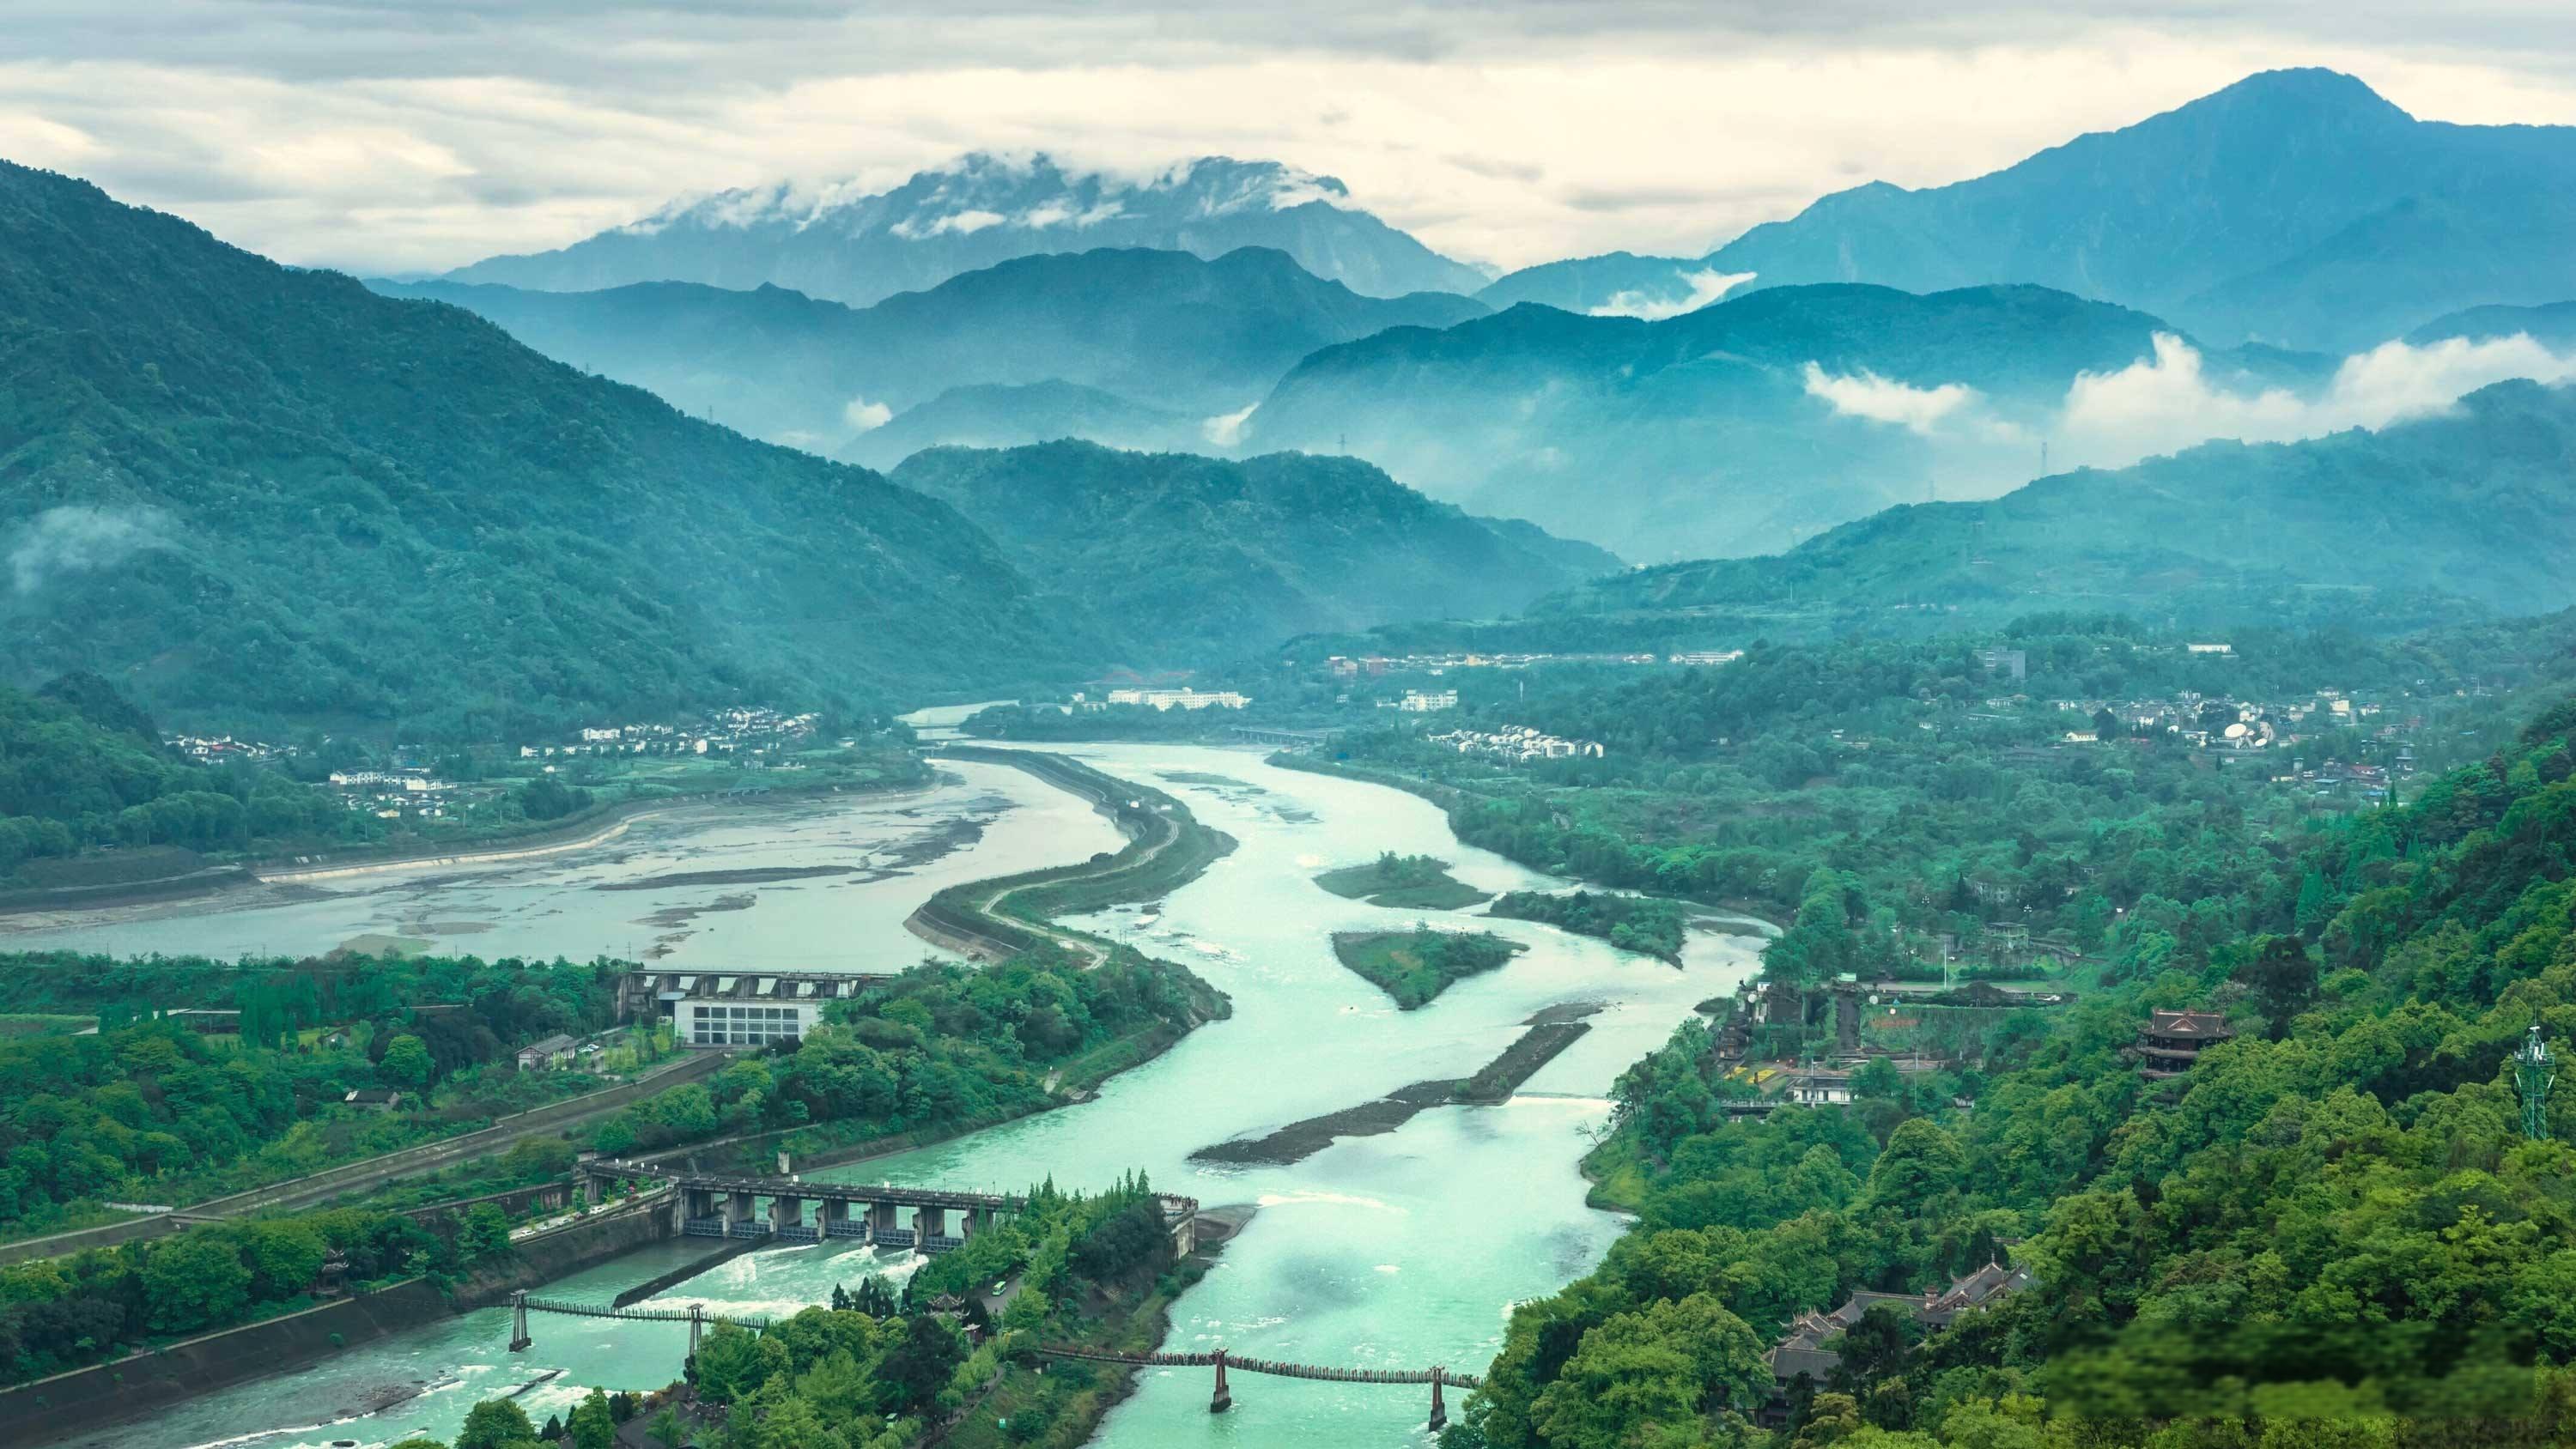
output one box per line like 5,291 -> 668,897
1398,689 -> 1458,712
1106,688 -> 1250,711
680,996 -> 823,1048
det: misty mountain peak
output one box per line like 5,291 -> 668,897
447,148 -> 1472,306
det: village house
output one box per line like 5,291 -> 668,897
1761,1261 -> 2033,1422
515,1033 -> 579,1071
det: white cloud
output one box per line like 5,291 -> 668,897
2057,331 -> 2576,468
10,15 -> 2576,276
9,505 -> 174,596
1201,403 -> 1258,447
1589,267 -> 1755,321
843,397 -> 894,432
890,208 -> 1010,239
1801,362 -> 1984,434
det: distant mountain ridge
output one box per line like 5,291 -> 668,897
378,247 -> 1487,458
0,158 -> 1103,731
890,441 -> 1622,661
1536,378 -> 2576,634
1479,70 -> 2576,352
1240,282 -> 2322,561
444,152 -> 1489,307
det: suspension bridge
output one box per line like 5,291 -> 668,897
509,1292 -> 768,1355
506,1294 -> 1476,1427
1033,1346 -> 1478,1427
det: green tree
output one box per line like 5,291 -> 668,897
378,1034 -> 434,1090
692,1321 -> 791,1403
455,1397 -> 537,1449
143,1230 -> 252,1332
1867,1119 -> 1966,1211
567,1386 -> 615,1449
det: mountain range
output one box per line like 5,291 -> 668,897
1480,70 -> 2576,353
1236,282 -> 2324,562
890,441 -> 1621,660
1535,377 -> 2576,634
0,159 -> 1110,731
442,153 -> 1488,308
0,159 -> 1613,729
374,247 -> 1486,455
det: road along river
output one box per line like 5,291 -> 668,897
26,744 -> 1765,1449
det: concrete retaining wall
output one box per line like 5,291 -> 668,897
9,1197 -> 685,1444
6,1278 -> 453,1445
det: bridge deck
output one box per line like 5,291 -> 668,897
1037,1345 -> 1481,1390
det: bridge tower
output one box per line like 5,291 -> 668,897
689,1303 -> 706,1356
507,1290 -> 532,1353
1210,1348 -> 1232,1414
1428,1367 -> 1447,1432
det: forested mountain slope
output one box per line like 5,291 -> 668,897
835,382 -> 1197,471
1541,379 -> 2576,634
378,246 -> 1486,457
1476,70 -> 2576,352
890,441 -> 1620,661
1242,283 -> 2316,561
0,160 -> 1100,732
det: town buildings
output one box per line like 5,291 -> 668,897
1428,724 -> 1605,761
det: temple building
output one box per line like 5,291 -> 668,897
2136,1008 -> 2235,1080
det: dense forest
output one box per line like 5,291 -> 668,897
1437,692 -> 2576,1447
0,952 -> 616,1234
0,678 -> 356,882
890,440 -> 1615,663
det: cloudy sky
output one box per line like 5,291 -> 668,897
6,1 -> 2575,276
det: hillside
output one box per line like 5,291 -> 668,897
2411,299 -> 2576,350
1242,282 -> 2317,561
1479,70 -> 2576,352
1538,378 -> 2576,633
442,152 -> 1489,306
889,441 -> 1621,660
837,382 -> 1197,471
0,159 -> 1100,732
377,247 -> 1485,456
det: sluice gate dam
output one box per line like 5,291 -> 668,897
577,1158 -> 1198,1256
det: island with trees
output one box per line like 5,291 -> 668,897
1313,851 -> 1493,909
1331,925 -> 1526,1009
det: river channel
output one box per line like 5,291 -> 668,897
21,743 -> 1764,1449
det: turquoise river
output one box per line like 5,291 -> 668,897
12,739 -> 1764,1449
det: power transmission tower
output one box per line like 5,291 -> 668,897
2518,1025 -> 2556,1141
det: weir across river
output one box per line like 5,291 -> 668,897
578,1158 -> 1199,1255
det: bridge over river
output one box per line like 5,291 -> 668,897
506,1294 -> 1473,1429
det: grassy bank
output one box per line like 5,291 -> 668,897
1331,926 -> 1525,1009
